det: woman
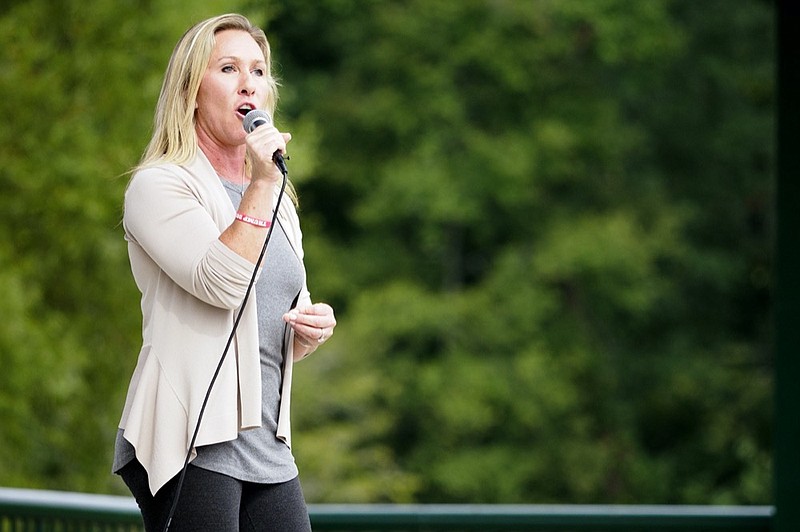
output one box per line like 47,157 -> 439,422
112,14 -> 335,531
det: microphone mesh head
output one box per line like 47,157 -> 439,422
243,110 -> 272,133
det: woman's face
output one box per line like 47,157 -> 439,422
195,29 -> 269,149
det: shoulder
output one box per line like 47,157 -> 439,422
126,163 -> 187,196
123,161 -> 207,229
278,191 -> 302,233
126,153 -> 219,200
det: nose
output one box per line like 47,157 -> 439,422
239,71 -> 256,96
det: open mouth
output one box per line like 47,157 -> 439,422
236,104 -> 255,118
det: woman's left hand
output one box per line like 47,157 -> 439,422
283,303 -> 337,354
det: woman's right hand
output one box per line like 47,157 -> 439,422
219,125 -> 291,265
245,124 -> 291,186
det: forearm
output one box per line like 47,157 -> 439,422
218,179 -> 275,264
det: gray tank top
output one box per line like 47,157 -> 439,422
191,182 -> 304,483
113,181 -> 304,484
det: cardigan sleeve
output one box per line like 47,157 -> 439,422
124,165 -> 256,310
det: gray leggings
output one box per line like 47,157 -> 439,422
119,459 -> 312,532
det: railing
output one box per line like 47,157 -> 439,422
0,487 -> 141,531
308,504 -> 773,531
0,487 -> 774,531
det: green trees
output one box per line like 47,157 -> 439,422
0,0 -> 240,492
272,0 -> 773,504
0,0 -> 773,504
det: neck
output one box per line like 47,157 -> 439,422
197,127 -> 247,183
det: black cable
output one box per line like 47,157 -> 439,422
162,166 -> 289,532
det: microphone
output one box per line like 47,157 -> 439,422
242,109 -> 288,175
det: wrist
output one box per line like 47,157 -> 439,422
235,212 -> 271,228
246,177 -> 276,195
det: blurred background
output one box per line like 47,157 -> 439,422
0,0 -> 774,506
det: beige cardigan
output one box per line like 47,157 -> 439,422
118,150 -> 310,495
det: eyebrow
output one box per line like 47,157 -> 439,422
215,55 -> 266,65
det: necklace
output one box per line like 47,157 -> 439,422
220,177 -> 246,197
218,167 -> 248,197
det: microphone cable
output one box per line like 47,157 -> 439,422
162,162 -> 289,532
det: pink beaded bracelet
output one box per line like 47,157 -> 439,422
235,212 -> 271,228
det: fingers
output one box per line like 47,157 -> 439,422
283,303 -> 337,345
246,126 -> 291,180
296,302 -> 333,316
283,304 -> 335,327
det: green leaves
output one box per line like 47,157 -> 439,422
0,0 -> 773,504
282,0 -> 773,505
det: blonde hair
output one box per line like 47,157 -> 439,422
136,14 -> 297,203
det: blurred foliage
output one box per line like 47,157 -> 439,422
0,0 -> 773,505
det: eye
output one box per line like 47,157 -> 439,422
222,65 -> 236,73
252,68 -> 265,77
